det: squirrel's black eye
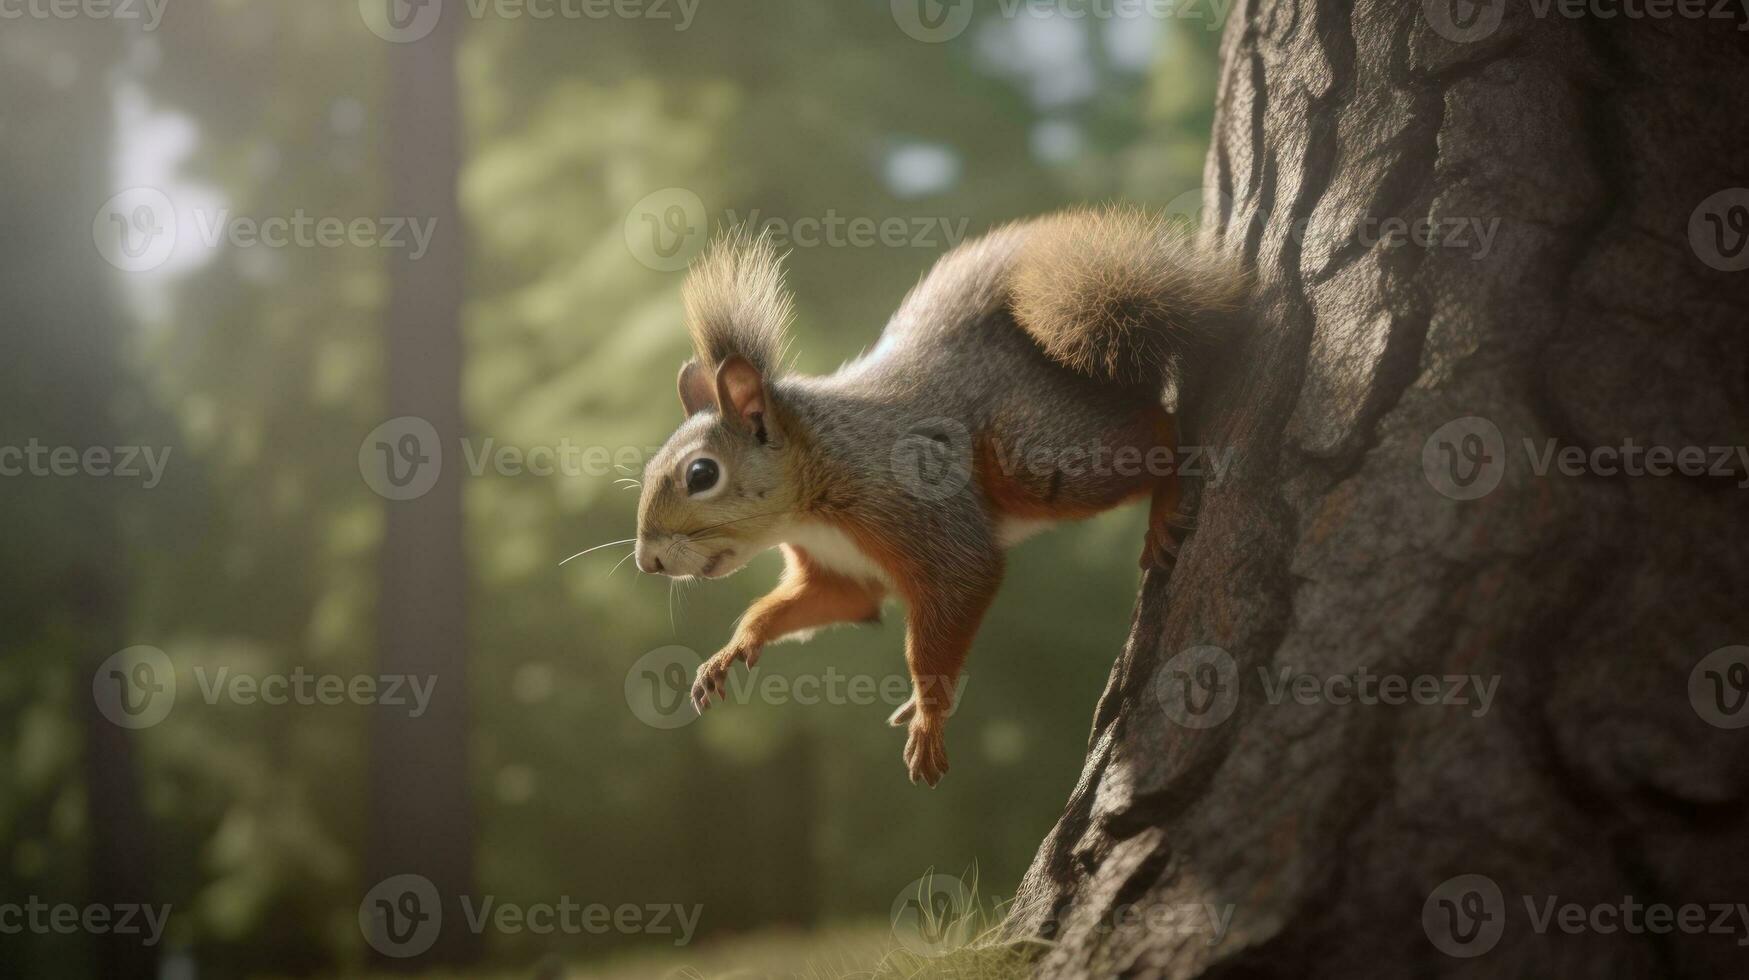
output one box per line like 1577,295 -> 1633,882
685,458 -> 720,495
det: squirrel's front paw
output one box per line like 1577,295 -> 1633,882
691,644 -> 757,713
903,712 -> 950,787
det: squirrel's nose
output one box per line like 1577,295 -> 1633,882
635,544 -> 664,575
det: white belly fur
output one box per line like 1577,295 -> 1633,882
998,518 -> 1056,548
785,522 -> 894,588
786,518 -> 1055,586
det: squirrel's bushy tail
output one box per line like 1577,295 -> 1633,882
1010,207 -> 1248,385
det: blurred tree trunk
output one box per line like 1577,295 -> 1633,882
77,579 -> 156,980
0,21 -> 157,980
366,9 -> 479,968
1007,1 -> 1749,976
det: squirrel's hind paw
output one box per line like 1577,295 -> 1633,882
903,715 -> 949,787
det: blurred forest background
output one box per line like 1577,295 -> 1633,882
1,0 -> 1221,976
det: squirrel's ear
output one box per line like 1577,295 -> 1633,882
714,355 -> 770,440
677,360 -> 713,417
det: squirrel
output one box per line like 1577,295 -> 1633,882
633,207 -> 1247,786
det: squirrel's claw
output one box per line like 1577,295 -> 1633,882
1139,528 -> 1181,571
691,645 -> 754,714
903,712 -> 949,787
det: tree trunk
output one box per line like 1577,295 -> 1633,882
366,8 -> 480,968
1,20 -> 158,979
1007,2 -> 1749,976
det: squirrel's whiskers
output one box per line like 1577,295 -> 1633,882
558,537 -> 638,567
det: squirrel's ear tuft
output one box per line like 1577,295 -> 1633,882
677,359 -> 713,417
714,355 -> 770,440
683,230 -> 793,380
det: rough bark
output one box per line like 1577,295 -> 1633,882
1007,2 -> 1749,977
